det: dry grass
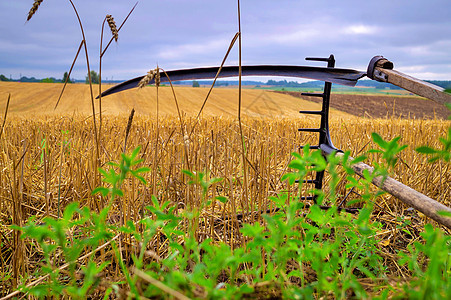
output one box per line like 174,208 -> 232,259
0,114 -> 449,228
0,86 -> 449,296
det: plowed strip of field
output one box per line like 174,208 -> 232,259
277,91 -> 449,119
0,82 -> 352,119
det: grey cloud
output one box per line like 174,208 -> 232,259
0,0 -> 450,80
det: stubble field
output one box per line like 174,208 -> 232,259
0,81 -> 450,298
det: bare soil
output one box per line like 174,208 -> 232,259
276,91 -> 450,119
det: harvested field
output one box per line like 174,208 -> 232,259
0,82 -> 352,118
2,0 -> 449,297
0,82 -> 450,298
277,91 -> 450,119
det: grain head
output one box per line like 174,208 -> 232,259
27,0 -> 44,21
155,68 -> 161,87
138,69 -> 157,88
106,14 -> 118,42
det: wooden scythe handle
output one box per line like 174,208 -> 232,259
369,56 -> 451,105
321,146 -> 451,230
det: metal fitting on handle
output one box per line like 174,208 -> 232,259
367,55 -> 394,82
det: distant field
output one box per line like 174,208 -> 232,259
0,82 -> 352,119
256,86 -> 417,96
2,81 -> 448,120
277,91 -> 450,119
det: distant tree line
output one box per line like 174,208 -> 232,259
266,79 -> 304,87
426,80 -> 451,90
190,80 -> 229,87
0,71 -> 100,84
1,72 -> 450,90
85,71 -> 99,84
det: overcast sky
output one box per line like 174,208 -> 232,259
1,0 -> 450,82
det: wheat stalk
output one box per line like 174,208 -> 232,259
27,0 -> 44,21
106,15 -> 118,42
155,68 -> 161,87
0,94 -> 10,141
123,108 -> 135,152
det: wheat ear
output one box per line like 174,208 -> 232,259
27,0 -> 44,21
138,69 -> 157,88
106,15 -> 119,42
155,68 -> 161,87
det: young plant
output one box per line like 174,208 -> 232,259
398,224 -> 451,299
416,104 -> 451,162
369,132 -> 408,177
14,202 -> 114,298
93,146 -> 150,205
416,127 -> 451,162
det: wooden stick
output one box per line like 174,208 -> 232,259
375,67 -> 451,106
321,146 -> 451,229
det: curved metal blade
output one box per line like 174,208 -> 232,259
99,65 -> 366,98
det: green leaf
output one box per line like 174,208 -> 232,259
208,177 -> 223,185
350,155 -> 367,165
240,223 -> 265,238
63,202 -> 79,221
131,146 -> 141,159
92,187 -> 110,196
216,196 -> 228,204
427,157 -> 440,163
98,168 -> 109,178
445,102 -> 451,119
134,167 -> 151,174
107,161 -> 119,168
368,149 -> 383,154
151,195 -> 160,208
437,210 -> 451,218
399,144 -> 408,152
372,132 -> 387,149
131,172 -> 147,185
182,169 -> 195,178
281,173 -> 298,185
113,189 -> 124,197
415,146 -> 437,154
